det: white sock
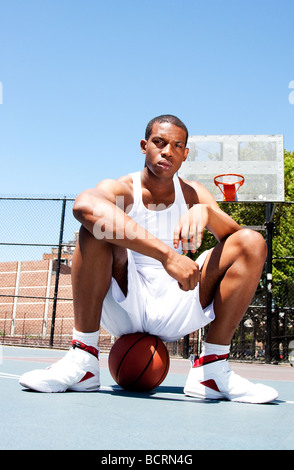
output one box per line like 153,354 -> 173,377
72,328 -> 99,349
200,341 -> 230,357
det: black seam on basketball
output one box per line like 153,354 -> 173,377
152,343 -> 170,389
115,333 -> 150,383
128,336 -> 158,389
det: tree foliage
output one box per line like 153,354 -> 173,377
195,149 -> 294,315
197,149 -> 294,279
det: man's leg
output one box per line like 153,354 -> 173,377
19,227 -> 128,392
199,228 -> 267,344
72,226 -> 128,333
184,229 -> 278,403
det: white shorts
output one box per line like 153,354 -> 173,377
100,250 -> 215,342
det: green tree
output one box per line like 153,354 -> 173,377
196,149 -> 294,284
193,150 -> 294,359
284,150 -> 294,201
272,150 -> 294,283
270,150 -> 294,319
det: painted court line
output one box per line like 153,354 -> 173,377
0,372 -> 20,379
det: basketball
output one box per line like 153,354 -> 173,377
108,332 -> 170,391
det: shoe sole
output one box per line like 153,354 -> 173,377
19,374 -> 100,393
184,385 -> 278,404
184,384 -> 223,400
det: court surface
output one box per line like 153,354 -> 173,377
1,345 -> 294,451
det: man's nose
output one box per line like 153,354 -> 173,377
161,143 -> 173,157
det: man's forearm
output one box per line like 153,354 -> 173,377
73,193 -> 173,264
73,191 -> 202,291
206,205 -> 242,242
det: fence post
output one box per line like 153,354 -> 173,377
50,198 -> 67,347
265,202 -> 274,363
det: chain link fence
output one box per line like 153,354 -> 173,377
0,197 -> 293,363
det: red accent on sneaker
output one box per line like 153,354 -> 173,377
72,340 -> 99,359
193,353 -> 229,368
200,379 -> 220,392
78,371 -> 95,383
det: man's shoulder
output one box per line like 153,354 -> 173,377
96,173 -> 133,192
179,177 -> 217,206
116,173 -> 134,187
95,173 -> 134,208
178,177 -> 202,205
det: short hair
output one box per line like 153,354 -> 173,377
145,114 -> 189,146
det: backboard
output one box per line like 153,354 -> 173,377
178,134 -> 284,202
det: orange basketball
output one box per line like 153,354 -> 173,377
108,332 -> 170,391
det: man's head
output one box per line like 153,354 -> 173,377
141,115 -> 189,178
145,115 -> 189,147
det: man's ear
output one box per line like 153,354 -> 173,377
140,139 -> 147,154
183,147 -> 189,162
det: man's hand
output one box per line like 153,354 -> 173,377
173,204 -> 209,254
162,250 -> 200,291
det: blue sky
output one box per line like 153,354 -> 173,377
0,0 -> 294,197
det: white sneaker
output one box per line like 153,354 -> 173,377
184,354 -> 278,404
19,341 -> 100,393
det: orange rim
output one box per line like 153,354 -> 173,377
214,173 -> 245,200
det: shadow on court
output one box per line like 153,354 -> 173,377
1,345 -> 294,451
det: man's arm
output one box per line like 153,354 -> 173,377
73,178 -> 200,291
73,178 -> 171,260
174,180 -> 242,253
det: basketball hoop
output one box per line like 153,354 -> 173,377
214,173 -> 245,201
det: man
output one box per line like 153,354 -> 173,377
19,115 -> 278,403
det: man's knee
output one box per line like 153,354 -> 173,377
235,228 -> 267,262
78,225 -> 112,253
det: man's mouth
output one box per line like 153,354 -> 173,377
157,160 -> 172,169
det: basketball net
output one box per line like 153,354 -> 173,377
214,173 -> 245,201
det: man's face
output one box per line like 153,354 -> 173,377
140,122 -> 189,178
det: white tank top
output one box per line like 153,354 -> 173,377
127,171 -> 188,268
